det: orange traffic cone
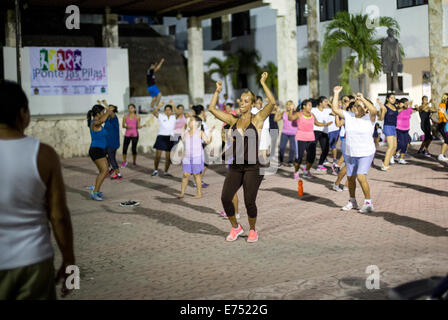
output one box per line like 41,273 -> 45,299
298,179 -> 304,197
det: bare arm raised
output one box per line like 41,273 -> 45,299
208,81 -> 238,126
332,86 -> 345,119
254,73 -> 276,128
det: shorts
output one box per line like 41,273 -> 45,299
182,157 -> 204,174
89,147 -> 107,161
383,125 -> 397,137
328,130 -> 340,149
147,85 -> 161,98
259,129 -> 271,151
0,258 -> 56,300
438,122 -> 448,144
345,153 -> 375,177
340,138 -> 346,158
154,135 -> 174,151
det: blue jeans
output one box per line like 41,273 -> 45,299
279,133 -> 296,163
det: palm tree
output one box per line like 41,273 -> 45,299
256,61 -> 278,96
321,12 -> 403,94
206,55 -> 238,96
235,49 -> 261,89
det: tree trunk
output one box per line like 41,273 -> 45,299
307,0 -> 319,99
224,75 -> 229,97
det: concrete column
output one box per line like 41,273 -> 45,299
221,14 -> 230,51
307,0 -> 319,99
187,16 -> 205,104
275,0 -> 299,104
428,0 -> 448,103
102,8 -> 119,47
5,10 -> 17,47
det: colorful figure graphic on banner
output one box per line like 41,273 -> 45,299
40,49 -> 49,71
66,50 -> 74,71
57,49 -> 66,71
74,50 -> 82,71
49,49 -> 57,71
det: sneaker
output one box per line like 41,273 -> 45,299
287,162 -> 294,168
219,212 -> 240,219
132,162 -> 137,167
334,165 -> 341,174
302,171 -> 314,180
151,170 -> 159,177
88,186 -> 103,197
90,191 -> 103,201
163,172 -> 173,177
343,185 -> 349,191
331,164 -> 338,176
315,166 -> 327,174
247,230 -> 259,243
106,168 -> 114,177
294,171 -> 300,180
202,182 -> 209,188
395,153 -> 400,159
341,201 -> 358,211
398,159 -> 408,165
359,203 -> 374,214
323,161 -> 331,167
424,151 -> 432,158
121,161 -> 128,168
111,174 -> 123,180
390,157 -> 395,164
381,164 -> 390,171
332,183 -> 343,192
120,200 -> 140,207
438,154 -> 448,162
226,224 -> 244,242
417,150 -> 424,155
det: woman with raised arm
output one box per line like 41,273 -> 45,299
332,86 -> 377,213
208,73 -> 274,243
378,94 -> 398,171
417,96 -> 437,156
288,100 -> 333,180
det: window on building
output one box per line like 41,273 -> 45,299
232,11 -> 251,37
296,0 -> 308,26
238,73 -> 248,89
211,17 -> 222,41
169,25 -> 176,36
298,68 -> 308,86
320,0 -> 348,22
397,0 -> 428,9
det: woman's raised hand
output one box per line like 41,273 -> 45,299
216,81 -> 223,93
333,86 -> 343,94
260,72 -> 268,84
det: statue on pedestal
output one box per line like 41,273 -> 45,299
381,28 -> 403,93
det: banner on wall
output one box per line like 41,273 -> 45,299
29,47 -> 107,96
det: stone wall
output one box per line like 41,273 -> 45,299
25,112 -> 223,159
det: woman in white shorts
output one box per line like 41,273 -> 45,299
331,86 -> 377,214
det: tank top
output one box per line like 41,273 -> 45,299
384,105 -> 398,127
0,137 -> 54,270
419,110 -> 430,129
439,104 -> 447,123
228,119 -> 259,166
184,130 -> 203,160
125,114 -> 139,137
396,108 -> 413,131
90,121 -> 108,149
174,114 -> 187,135
269,113 -> 279,130
282,112 -> 297,136
295,112 -> 316,141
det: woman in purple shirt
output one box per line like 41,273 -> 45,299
278,101 -> 298,167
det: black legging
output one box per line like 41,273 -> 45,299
221,164 -> 263,218
295,140 -> 317,165
106,148 -> 119,170
123,136 -> 139,155
314,131 -> 330,165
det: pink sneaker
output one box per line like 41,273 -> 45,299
121,161 -> 128,168
294,171 -> 300,180
247,230 -> 259,243
226,224 -> 244,242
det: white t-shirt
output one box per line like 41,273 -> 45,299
251,107 -> 270,130
157,113 -> 176,136
312,108 -> 331,133
343,110 -> 376,157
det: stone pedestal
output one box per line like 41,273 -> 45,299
187,16 -> 205,105
275,0 -> 299,104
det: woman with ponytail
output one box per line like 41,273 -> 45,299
87,102 -> 114,201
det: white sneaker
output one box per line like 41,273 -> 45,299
332,184 -> 343,192
381,164 -> 390,171
343,185 -> 349,191
398,159 -> 408,165
359,204 -> 374,214
438,154 -> 448,162
236,213 -> 241,219
395,153 -> 400,159
390,157 -> 395,164
323,161 -> 331,167
342,201 -> 358,211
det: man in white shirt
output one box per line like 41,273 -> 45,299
252,96 -> 270,166
152,102 -> 177,176
312,96 -> 332,174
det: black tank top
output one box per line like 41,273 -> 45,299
228,119 -> 259,166
384,105 -> 398,126
419,110 -> 431,130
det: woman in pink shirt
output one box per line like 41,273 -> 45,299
288,100 -> 332,180
396,98 -> 418,164
279,101 -> 298,167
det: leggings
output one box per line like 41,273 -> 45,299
123,136 -> 139,155
279,133 -> 296,163
221,164 -> 263,218
314,131 -> 330,165
295,140 -> 317,165
106,148 -> 119,170
396,129 -> 410,154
